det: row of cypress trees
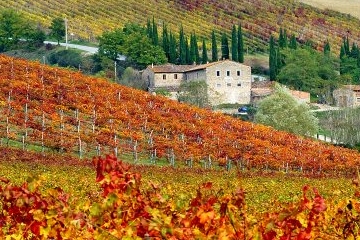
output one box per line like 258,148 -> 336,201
146,18 -> 245,65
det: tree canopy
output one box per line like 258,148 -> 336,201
177,80 -> 209,108
49,17 -> 65,45
98,22 -> 167,69
255,84 -> 319,136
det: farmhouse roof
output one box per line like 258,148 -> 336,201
148,60 -> 248,73
342,85 -> 360,91
148,64 -> 194,73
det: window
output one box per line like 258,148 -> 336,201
227,70 -> 230,76
237,70 -> 241,76
216,83 -> 221,87
216,70 -> 220,76
237,83 -> 241,87
174,74 -> 177,79
227,83 -> 231,87
163,74 -> 166,80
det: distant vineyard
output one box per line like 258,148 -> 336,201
0,55 -> 360,174
1,0 -> 360,53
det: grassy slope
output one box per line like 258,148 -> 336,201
0,0 -> 359,54
299,0 -> 360,19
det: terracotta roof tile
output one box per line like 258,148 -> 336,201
148,64 -> 194,73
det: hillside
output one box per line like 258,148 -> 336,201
1,0 -> 360,54
299,0 -> 360,19
0,54 -> 359,174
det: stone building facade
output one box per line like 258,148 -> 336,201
333,85 -> 360,107
142,60 -> 252,106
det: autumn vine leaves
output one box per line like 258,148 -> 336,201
1,154 -> 360,238
0,55 -> 360,174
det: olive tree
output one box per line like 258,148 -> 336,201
177,80 -> 210,108
255,84 -> 319,136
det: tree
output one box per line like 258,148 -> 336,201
98,23 -> 167,69
202,39 -> 208,64
289,34 -> 297,50
179,26 -> 186,64
255,84 -> 319,136
237,24 -> 244,63
120,67 -> 147,90
211,30 -> 218,62
278,28 -> 288,49
49,17 -> 65,45
152,17 -> 159,46
277,47 -> 338,98
269,35 -> 277,80
190,33 -> 196,64
0,9 -> 25,51
169,31 -> 177,63
177,80 -> 209,108
162,23 -> 169,60
319,107 -> 360,147
194,33 -> 200,64
323,40 -> 331,56
231,25 -> 238,61
221,33 -> 229,60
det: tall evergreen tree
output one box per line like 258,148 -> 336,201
340,44 -> 346,60
190,33 -> 196,64
146,19 -> 153,40
179,26 -> 186,64
323,40 -> 331,56
194,33 -> 200,64
211,30 -> 218,62
169,31 -> 177,63
278,28 -> 288,49
344,36 -> 350,56
289,34 -> 297,49
350,42 -> 359,59
162,23 -> 169,60
231,25 -> 238,61
202,39 -> 208,63
237,24 -> 244,63
221,33 -> 229,60
269,35 -> 277,80
185,36 -> 191,64
152,17 -> 159,46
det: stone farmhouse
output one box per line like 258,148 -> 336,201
333,85 -> 360,107
142,60 -> 252,106
251,81 -> 310,105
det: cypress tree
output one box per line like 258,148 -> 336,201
237,24 -> 244,63
221,32 -> 229,60
340,44 -> 346,60
279,28 -> 287,49
211,30 -> 218,62
190,33 -> 196,64
269,35 -> 277,80
202,39 -> 208,63
169,31 -> 177,63
194,33 -> 200,64
231,25 -> 238,61
276,46 -> 282,74
323,40 -> 331,56
146,18 -> 153,40
350,42 -> 359,59
185,36 -> 191,64
152,17 -> 159,45
179,26 -> 186,64
344,36 -> 350,56
289,34 -> 297,49
162,23 -> 170,60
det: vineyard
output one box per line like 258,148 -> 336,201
0,153 -> 360,238
1,54 -> 360,175
1,0 -> 360,53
